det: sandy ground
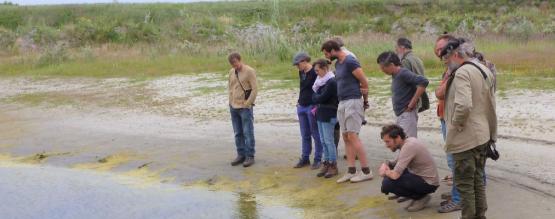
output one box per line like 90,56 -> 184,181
0,75 -> 554,218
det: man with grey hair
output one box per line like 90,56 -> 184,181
396,37 -> 429,113
441,39 -> 497,219
458,38 -> 498,91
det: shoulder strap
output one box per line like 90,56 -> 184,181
235,70 -> 247,92
462,61 -> 487,80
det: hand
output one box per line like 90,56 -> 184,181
363,100 -> 369,110
379,163 -> 389,177
405,100 -> 417,112
360,88 -> 369,95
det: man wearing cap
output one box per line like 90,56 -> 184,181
292,52 -> 323,170
441,39 -> 497,219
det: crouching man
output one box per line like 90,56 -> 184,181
379,124 -> 439,212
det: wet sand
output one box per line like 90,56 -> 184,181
0,75 -> 554,218
1,102 -> 554,218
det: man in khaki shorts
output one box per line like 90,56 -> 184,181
321,39 -> 373,183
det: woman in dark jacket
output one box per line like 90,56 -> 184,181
312,59 -> 339,178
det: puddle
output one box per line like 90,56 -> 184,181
0,162 -> 302,219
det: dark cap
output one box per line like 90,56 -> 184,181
292,52 -> 311,66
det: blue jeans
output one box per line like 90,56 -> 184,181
230,106 -> 255,158
317,118 -> 338,162
442,119 -> 461,204
297,105 -> 322,162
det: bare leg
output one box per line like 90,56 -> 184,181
343,133 -> 355,167
346,132 -> 368,167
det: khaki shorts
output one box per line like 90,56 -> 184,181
337,99 -> 364,133
396,110 -> 418,137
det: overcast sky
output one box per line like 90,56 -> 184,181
9,0 -> 224,5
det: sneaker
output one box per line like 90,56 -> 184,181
293,158 -> 310,168
311,160 -> 322,170
350,170 -> 373,183
397,196 -> 410,203
406,195 -> 431,212
336,172 -> 357,183
388,195 -> 400,200
230,156 -> 245,166
437,200 -> 462,213
243,157 -> 255,167
404,199 -> 415,210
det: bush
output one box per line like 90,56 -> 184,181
0,27 -> 16,50
36,42 -> 70,66
0,6 -> 23,30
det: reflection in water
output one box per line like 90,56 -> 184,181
237,192 -> 259,219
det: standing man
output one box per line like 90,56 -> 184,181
377,51 -> 429,138
396,37 -> 429,113
379,124 -> 439,212
434,34 -> 463,213
396,37 -> 425,76
321,40 -> 373,183
441,39 -> 497,219
292,52 -> 323,169
228,52 -> 258,168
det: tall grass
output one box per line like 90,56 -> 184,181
0,0 -> 554,91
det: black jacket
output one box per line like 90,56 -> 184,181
298,68 -> 317,106
312,78 -> 338,122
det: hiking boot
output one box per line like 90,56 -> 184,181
293,158 -> 310,168
336,171 -> 357,183
437,200 -> 461,213
243,157 -> 255,167
397,197 -> 410,203
406,195 -> 431,212
230,156 -> 245,166
324,162 -> 338,178
311,160 -> 322,170
350,170 -> 373,183
316,161 -> 329,177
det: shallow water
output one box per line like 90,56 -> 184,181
0,163 -> 301,219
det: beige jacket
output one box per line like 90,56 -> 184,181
444,61 -> 497,154
228,65 -> 258,109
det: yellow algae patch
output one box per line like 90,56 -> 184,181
18,152 -> 71,164
346,195 -> 400,219
73,153 -> 134,171
184,167 -> 393,219
119,166 -> 174,188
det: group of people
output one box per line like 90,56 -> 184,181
226,34 -> 497,219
